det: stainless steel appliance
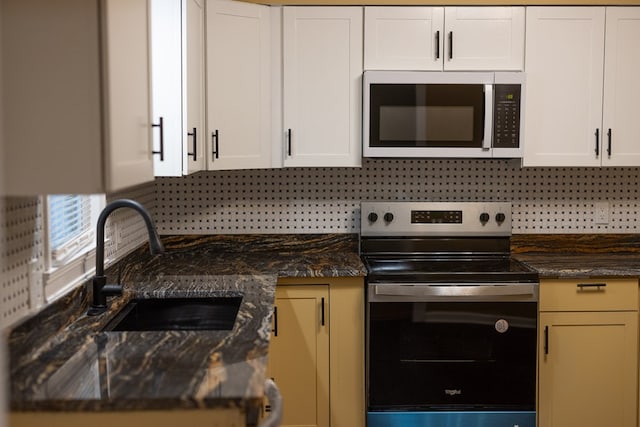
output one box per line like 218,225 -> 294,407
361,201 -> 538,427
363,71 -> 525,159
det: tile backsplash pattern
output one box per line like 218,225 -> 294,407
1,197 -> 42,328
155,159 -> 640,234
0,183 -> 157,329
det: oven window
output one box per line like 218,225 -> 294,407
370,84 -> 485,148
368,301 -> 536,411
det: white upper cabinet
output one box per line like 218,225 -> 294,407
602,8 -> 640,167
364,7 -> 443,71
206,0 -> 272,170
151,0 -> 206,177
524,7 -> 640,167
3,0 -> 155,195
524,7 -> 605,167
364,7 -> 524,71
282,6 -> 363,167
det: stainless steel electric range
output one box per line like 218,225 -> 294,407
361,201 -> 538,427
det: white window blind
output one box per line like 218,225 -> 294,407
48,195 -> 93,266
43,194 -> 105,303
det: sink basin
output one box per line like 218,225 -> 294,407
102,296 -> 243,332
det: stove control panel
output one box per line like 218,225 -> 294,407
361,201 -> 512,237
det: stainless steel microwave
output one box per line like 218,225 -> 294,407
363,71 -> 525,158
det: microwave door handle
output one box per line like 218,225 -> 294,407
482,84 -> 493,151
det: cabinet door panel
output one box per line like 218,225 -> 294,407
602,7 -> 640,166
184,0 -> 206,174
3,0 -> 104,194
151,0 -> 183,177
268,286 -> 329,427
523,7 -> 605,167
206,0 -> 271,170
283,7 -> 362,167
539,311 -> 638,427
364,7 -> 443,71
443,7 -> 524,71
103,0 -> 154,191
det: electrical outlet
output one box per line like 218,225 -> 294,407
595,202 -> 609,224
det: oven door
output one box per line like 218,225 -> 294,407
367,283 -> 537,427
363,71 -> 494,158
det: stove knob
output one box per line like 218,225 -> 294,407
384,212 -> 394,223
479,212 -> 490,224
368,212 -> 379,223
495,213 -> 506,224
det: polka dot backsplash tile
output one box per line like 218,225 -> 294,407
154,159 -> 640,234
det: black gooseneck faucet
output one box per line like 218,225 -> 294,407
87,199 -> 164,316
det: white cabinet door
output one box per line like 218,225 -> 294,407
523,7 -> 605,167
184,0 -> 206,173
206,0 -> 272,170
102,0 -> 155,191
151,0 -> 205,177
283,7 -> 363,167
364,7 -> 443,71
443,7 -> 524,71
363,7 -> 523,72
601,7 -> 640,167
151,0 -> 184,176
4,0 -> 154,195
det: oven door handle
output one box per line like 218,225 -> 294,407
372,283 -> 538,301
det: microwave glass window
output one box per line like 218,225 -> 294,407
370,84 -> 485,149
379,106 -> 474,143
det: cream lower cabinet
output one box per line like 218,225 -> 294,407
11,409 -> 246,427
268,284 -> 329,427
538,279 -> 638,427
267,277 -> 365,427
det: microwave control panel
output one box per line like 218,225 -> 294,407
493,84 -> 521,149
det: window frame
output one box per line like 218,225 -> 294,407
43,194 -> 105,302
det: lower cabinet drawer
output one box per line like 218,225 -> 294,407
539,279 -> 639,311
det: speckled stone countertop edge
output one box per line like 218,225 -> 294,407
512,233 -> 640,279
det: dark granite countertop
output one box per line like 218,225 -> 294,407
512,234 -> 640,279
9,233 -> 365,413
12,232 -> 640,414
121,233 -> 367,279
10,275 -> 277,413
